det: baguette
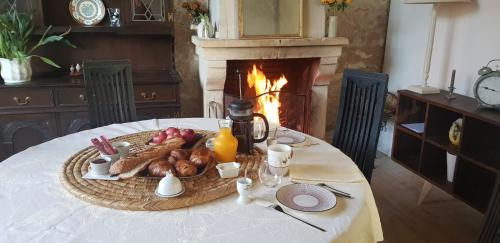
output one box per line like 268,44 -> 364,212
109,137 -> 185,175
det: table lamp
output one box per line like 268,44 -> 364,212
405,0 -> 471,94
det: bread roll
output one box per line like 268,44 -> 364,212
170,149 -> 190,160
148,159 -> 176,177
174,160 -> 197,177
109,137 -> 185,175
190,147 -> 213,168
167,155 -> 177,165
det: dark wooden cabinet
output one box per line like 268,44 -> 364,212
0,1 -> 181,161
0,73 -> 180,161
0,113 -> 57,158
57,111 -> 91,135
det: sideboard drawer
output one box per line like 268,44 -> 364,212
55,88 -> 87,107
134,85 -> 177,104
0,88 -> 53,109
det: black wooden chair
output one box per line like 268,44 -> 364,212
83,60 -> 137,128
332,69 -> 388,182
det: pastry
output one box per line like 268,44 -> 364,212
148,159 -> 176,177
190,147 -> 213,168
167,155 -> 177,165
170,149 -> 190,160
174,160 -> 197,177
109,137 -> 185,175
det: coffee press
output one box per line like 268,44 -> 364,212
227,70 -> 270,154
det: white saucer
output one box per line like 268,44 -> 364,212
276,130 -> 306,145
276,184 -> 336,212
155,187 -> 185,198
82,169 -> 119,181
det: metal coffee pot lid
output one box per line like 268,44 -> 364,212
228,99 -> 253,117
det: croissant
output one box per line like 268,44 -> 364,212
148,159 -> 176,177
174,160 -> 197,177
190,147 -> 213,168
170,149 -> 190,160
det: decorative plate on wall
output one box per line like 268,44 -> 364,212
69,0 -> 106,26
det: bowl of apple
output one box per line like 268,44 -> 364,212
147,127 -> 204,149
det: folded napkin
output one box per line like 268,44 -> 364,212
289,145 -> 365,183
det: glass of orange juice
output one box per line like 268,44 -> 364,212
213,119 -> 238,163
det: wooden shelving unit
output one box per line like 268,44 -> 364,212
392,90 -> 500,213
33,25 -> 172,36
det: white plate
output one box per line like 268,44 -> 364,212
82,169 -> 119,181
155,187 -> 185,198
276,184 -> 336,212
276,130 -> 306,145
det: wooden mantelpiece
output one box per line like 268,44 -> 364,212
392,90 -> 500,213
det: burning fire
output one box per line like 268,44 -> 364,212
247,64 -> 288,125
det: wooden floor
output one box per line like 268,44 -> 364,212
371,154 -> 483,243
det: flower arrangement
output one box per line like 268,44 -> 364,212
181,1 -> 208,25
320,0 -> 352,15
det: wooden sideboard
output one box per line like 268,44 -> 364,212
0,72 -> 181,161
392,90 -> 500,213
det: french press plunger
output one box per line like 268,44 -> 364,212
228,99 -> 269,154
227,70 -> 270,154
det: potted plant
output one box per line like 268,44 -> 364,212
181,1 -> 209,30
320,0 -> 352,37
0,10 -> 75,84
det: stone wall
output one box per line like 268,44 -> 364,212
325,0 -> 391,139
174,0 -> 390,137
173,0 -> 207,117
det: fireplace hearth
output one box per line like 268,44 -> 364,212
223,58 -> 320,134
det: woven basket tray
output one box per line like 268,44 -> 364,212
59,130 -> 262,211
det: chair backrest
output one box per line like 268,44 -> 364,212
83,60 -> 137,128
332,69 -> 388,182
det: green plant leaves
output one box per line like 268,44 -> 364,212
0,10 -> 75,69
32,55 -> 61,68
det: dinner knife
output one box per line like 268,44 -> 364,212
270,204 -> 326,232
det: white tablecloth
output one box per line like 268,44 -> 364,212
0,118 -> 383,243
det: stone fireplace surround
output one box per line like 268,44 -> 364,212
192,37 -> 348,139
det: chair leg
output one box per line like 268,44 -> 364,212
418,181 -> 433,205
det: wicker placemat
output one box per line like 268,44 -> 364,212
59,130 -> 262,211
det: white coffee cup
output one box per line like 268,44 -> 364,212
100,152 -> 120,164
267,144 -> 293,168
90,157 -> 112,176
112,141 -> 130,158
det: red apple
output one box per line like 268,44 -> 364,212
167,133 -> 182,140
180,129 -> 196,143
153,131 -> 167,144
165,127 -> 180,136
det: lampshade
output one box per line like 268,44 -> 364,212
405,0 -> 470,3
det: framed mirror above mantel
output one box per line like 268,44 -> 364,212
238,0 -> 303,39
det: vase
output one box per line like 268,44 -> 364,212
197,19 -> 213,39
0,57 -> 32,84
446,152 -> 457,182
327,16 -> 338,38
190,23 -> 198,31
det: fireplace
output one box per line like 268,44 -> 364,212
191,37 -> 347,139
223,58 -> 320,134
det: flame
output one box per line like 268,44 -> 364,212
247,64 -> 288,125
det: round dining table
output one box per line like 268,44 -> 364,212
0,118 -> 383,243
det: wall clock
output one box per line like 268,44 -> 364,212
474,59 -> 500,109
